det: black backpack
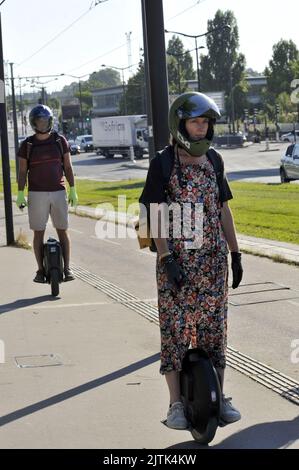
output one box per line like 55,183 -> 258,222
25,131 -> 64,164
136,146 -> 226,252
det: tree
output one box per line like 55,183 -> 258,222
199,10 -> 247,120
121,60 -> 146,115
166,36 -> 195,94
265,40 -> 299,97
88,68 -> 121,89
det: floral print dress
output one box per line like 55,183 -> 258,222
156,152 -> 229,374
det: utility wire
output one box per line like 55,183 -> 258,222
0,0 -> 7,7
66,41 -> 128,74
167,0 -> 207,22
18,0 -> 108,66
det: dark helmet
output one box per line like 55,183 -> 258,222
169,92 -> 221,156
29,105 -> 54,134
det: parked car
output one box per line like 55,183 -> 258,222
74,135 -> 94,152
18,135 -> 27,147
68,140 -> 81,155
280,143 -> 299,182
280,130 -> 299,143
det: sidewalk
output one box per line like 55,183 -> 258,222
0,245 -> 298,449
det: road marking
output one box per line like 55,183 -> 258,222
69,228 -> 83,234
15,301 -> 113,311
137,250 -> 156,257
90,235 -> 121,245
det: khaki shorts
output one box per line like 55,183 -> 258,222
28,190 -> 69,231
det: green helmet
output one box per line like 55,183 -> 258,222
169,92 -> 221,156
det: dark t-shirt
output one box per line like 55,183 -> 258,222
18,133 -> 69,191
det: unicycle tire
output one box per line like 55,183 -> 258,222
50,269 -> 60,297
190,416 -> 218,444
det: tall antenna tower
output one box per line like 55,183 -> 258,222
126,31 -> 133,75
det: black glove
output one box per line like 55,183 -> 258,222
231,252 -> 243,289
161,253 -> 185,293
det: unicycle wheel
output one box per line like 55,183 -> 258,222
50,269 -> 60,297
190,417 -> 218,444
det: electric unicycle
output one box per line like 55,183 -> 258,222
43,237 -> 64,297
180,348 -> 222,444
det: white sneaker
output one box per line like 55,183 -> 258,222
166,402 -> 188,430
220,395 -> 241,424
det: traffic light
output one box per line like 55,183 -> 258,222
275,104 -> 280,115
244,108 -> 249,121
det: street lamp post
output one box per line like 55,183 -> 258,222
165,25 -> 230,92
65,74 -> 89,132
9,62 -> 19,177
0,10 -> 14,245
18,78 -> 24,135
101,64 -> 134,115
167,48 -> 204,94
230,69 -> 236,134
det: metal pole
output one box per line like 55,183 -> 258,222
19,79 -> 24,136
141,0 -> 155,161
41,86 -> 46,105
141,0 -> 169,155
230,69 -> 236,134
9,63 -> 19,177
79,80 -> 83,131
122,69 -> 127,115
195,37 -> 200,92
0,13 -> 14,245
177,60 -> 181,94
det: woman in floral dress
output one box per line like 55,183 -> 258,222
140,92 -> 243,430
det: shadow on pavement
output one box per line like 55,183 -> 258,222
0,352 -> 160,427
0,295 -> 60,315
165,415 -> 299,449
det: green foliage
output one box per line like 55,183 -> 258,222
166,36 -> 195,94
265,40 -> 299,97
120,61 -> 146,115
199,10 -> 247,119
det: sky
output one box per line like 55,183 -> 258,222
1,0 -> 299,94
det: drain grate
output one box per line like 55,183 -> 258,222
229,282 -> 299,306
71,265 -> 299,407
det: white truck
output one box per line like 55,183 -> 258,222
91,115 -> 148,159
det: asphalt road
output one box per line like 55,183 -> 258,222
7,127 -> 298,184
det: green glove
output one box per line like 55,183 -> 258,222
16,190 -> 27,209
69,186 -> 78,207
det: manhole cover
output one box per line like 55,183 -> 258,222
15,354 -> 63,368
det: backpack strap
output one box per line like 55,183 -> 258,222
157,146 -> 175,192
51,131 -> 64,160
206,147 -> 225,205
157,145 -> 226,205
26,136 -> 34,162
26,132 -> 64,164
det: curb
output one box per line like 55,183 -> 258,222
69,205 -> 299,266
2,195 -> 299,266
